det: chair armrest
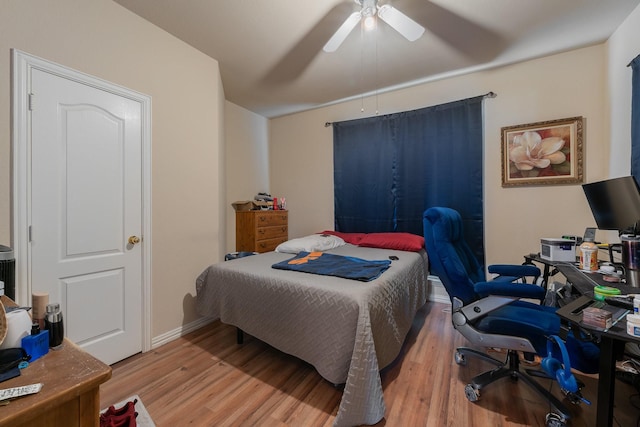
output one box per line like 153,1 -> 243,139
474,281 -> 546,301
488,264 -> 541,278
456,295 -> 518,323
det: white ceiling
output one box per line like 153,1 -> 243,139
113,0 -> 640,118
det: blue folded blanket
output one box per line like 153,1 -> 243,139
271,251 -> 391,282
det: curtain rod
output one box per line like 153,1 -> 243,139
324,91 -> 497,127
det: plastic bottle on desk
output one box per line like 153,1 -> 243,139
579,238 -> 598,271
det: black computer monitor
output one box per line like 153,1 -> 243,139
582,176 -> 640,233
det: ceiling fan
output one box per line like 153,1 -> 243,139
323,0 -> 425,53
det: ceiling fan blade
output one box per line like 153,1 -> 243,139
377,4 -> 425,42
323,12 -> 362,53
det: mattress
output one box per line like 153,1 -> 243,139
195,244 -> 429,426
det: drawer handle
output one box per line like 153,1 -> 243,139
258,229 -> 265,235
259,242 -> 267,248
281,227 -> 286,232
259,216 -> 267,222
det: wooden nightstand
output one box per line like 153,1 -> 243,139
236,210 -> 288,253
0,297 -> 111,427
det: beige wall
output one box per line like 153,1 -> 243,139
224,101 -> 270,253
269,45 -> 609,268
0,0 -> 225,338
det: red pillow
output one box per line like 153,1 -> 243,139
319,231 -> 366,245
358,232 -> 424,252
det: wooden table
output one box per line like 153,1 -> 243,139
0,297 -> 111,427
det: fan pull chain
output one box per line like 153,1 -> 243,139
360,21 -> 365,112
375,21 -> 379,115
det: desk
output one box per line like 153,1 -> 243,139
523,253 -> 563,288
555,263 -> 640,427
0,296 -> 112,426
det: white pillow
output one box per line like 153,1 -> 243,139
275,234 -> 346,254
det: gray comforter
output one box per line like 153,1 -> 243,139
195,244 -> 429,426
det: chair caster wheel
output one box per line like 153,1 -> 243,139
545,412 -> 567,427
464,384 -> 480,402
455,351 -> 466,366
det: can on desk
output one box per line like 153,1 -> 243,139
579,241 -> 598,271
627,314 -> 640,337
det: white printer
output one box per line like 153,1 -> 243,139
540,238 -> 577,262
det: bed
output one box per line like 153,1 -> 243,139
195,235 -> 429,427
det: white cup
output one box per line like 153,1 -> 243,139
0,309 -> 32,349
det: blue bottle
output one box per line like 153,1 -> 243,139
21,323 -> 49,362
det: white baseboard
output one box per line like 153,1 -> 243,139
427,275 -> 451,304
151,316 -> 216,349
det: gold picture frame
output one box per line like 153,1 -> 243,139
501,116 -> 584,187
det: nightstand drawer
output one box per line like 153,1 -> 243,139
257,225 -> 288,240
255,212 -> 288,226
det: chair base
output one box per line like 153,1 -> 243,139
455,347 -> 573,426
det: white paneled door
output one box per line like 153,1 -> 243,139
27,66 -> 145,365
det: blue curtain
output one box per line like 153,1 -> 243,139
631,54 -> 640,185
333,95 -> 485,263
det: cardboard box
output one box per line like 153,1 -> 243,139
231,201 -> 255,212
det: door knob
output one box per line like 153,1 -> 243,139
128,236 -> 141,245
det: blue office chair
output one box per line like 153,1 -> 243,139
423,207 -> 599,427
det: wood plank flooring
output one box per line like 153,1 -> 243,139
100,301 -> 639,426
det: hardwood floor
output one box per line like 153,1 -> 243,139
100,301 -> 639,426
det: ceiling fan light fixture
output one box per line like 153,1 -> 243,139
357,0 -> 377,15
324,0 -> 425,53
363,15 -> 376,30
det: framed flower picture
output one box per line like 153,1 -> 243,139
501,116 -> 584,187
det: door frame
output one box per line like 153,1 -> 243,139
11,49 -> 152,353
